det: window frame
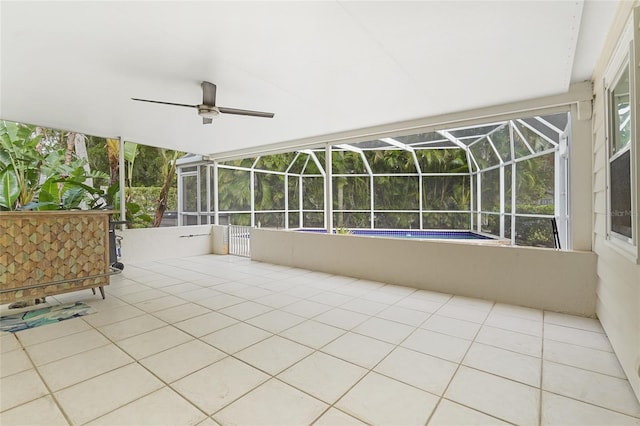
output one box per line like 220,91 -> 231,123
604,12 -> 640,262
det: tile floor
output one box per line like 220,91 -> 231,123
1,254 -> 639,425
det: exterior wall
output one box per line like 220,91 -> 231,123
251,228 -> 597,316
119,225 -> 213,264
591,1 -> 640,401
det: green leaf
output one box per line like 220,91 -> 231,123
126,202 -> 141,214
61,187 -> 86,209
0,168 -> 19,210
124,142 -> 138,164
136,213 -> 152,223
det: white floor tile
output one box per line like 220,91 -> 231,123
428,399 -> 511,425
401,328 -> 471,363
38,344 -> 133,391
140,339 -> 225,383
321,332 -> 394,369
543,339 -> 626,378
542,361 -> 640,417
484,311 -> 543,337
118,288 -> 167,304
313,408 -> 367,425
54,363 -> 163,425
0,395 -> 68,426
173,312 -> 237,337
544,311 -> 604,333
253,293 -> 301,308
0,349 -> 32,378
541,391 -> 640,425
82,304 -> 145,328
280,299 -> 333,318
218,301 -> 273,320
16,317 -> 91,347
544,323 -> 612,352
246,310 -> 305,333
0,369 -> 49,412
340,298 -> 388,316
278,352 -> 367,404
87,387 -> 206,426
396,297 -> 446,313
352,317 -> 415,344
491,303 -> 543,322
437,304 -> 490,323
463,342 -> 541,387
134,295 -> 186,313
336,372 -> 439,426
445,366 -> 540,425
214,379 -> 328,426
171,357 -> 269,414
421,314 -> 480,340
196,293 -> 245,310
116,326 -> 192,359
376,305 -> 431,326
236,335 -> 313,375
25,329 -> 110,366
308,292 -> 353,307
201,322 -> 272,354
375,347 -> 457,395
0,334 -> 21,353
152,302 -> 211,323
314,308 -> 369,330
98,314 -> 166,341
280,320 -> 345,349
476,325 -> 542,357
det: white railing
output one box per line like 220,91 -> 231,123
229,225 -> 251,257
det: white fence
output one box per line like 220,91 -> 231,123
229,225 -> 251,257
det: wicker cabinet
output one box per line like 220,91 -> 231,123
0,211 -> 111,304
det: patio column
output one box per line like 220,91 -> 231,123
118,137 -> 126,230
325,145 -> 333,233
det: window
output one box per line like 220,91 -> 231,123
605,14 -> 638,258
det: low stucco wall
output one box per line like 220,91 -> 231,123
119,225 -> 213,264
251,228 -> 598,316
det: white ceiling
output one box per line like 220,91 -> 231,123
0,1 -> 617,157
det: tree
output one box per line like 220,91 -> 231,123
152,149 -> 182,227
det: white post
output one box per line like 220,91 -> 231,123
118,137 -> 126,230
213,161 -> 219,225
325,145 -> 333,233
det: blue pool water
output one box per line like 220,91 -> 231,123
297,229 -> 493,240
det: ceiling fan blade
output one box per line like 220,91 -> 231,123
202,81 -> 217,106
131,98 -> 197,109
218,106 -> 274,118
202,117 -> 213,125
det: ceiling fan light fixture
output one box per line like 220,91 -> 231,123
197,105 -> 220,119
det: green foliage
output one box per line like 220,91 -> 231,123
124,186 -> 177,227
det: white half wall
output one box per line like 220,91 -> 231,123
119,225 -> 213,264
251,228 -> 597,316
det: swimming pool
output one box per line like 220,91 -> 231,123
297,228 -> 495,240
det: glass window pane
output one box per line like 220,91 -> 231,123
332,151 -> 366,174
423,176 -> 470,210
611,66 -> 631,155
610,150 -> 632,238
516,154 -> 555,214
182,175 -> 197,212
373,176 -> 419,210
515,216 -> 555,247
288,176 -> 300,209
254,153 -> 296,172
481,169 -> 500,212
469,138 -> 499,170
254,173 -> 285,211
333,212 -> 370,228
333,177 -> 370,210
504,215 -> 512,239
182,214 -> 198,225
422,213 -> 470,229
415,149 -> 469,173
374,212 -> 419,229
513,124 -> 533,158
504,165 -> 512,213
228,213 -> 251,226
481,213 -> 500,235
515,122 -> 555,153
303,212 -> 324,228
209,166 -> 216,213
218,168 -> 251,211
365,150 -> 417,173
199,166 -> 207,212
255,212 -> 285,228
302,177 -> 324,210
488,124 -> 511,162
288,212 -> 300,229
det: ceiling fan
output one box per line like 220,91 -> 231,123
132,81 -> 275,124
